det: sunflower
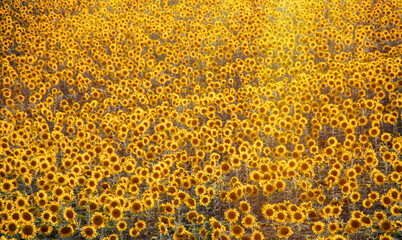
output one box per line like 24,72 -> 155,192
379,234 -> 393,240
116,220 -> 127,231
379,219 -> 394,233
131,199 -> 143,213
327,222 -> 340,233
275,180 -> 286,192
373,173 -> 386,185
262,204 -> 276,220
347,218 -> 362,233
350,191 -> 360,202
225,208 -> 239,224
220,161 -> 231,173
63,207 -> 76,222
227,190 -> 239,202
129,227 -> 140,237
15,196 -> 27,209
185,197 -> 197,209
277,225 -> 293,239
331,234 -> 347,240
199,227 -> 208,239
262,183 -> 274,197
20,223 -> 36,240
251,230 -> 264,240
164,203 -> 175,215
368,191 -> 380,202
380,195 -> 393,208
275,211 -> 287,223
195,185 -> 206,196
361,215 -> 372,227
250,170 -> 261,182
291,211 -> 305,223
1,179 -> 15,193
241,214 -> 256,228
48,203 -> 61,215
312,221 -> 325,234
390,204 -> 400,216
41,210 -> 53,223
6,221 -> 18,235
209,217 -> 225,231
91,213 -> 107,229
199,196 -> 211,206
230,224 -> 244,239
135,220 -> 146,231
109,234 -> 119,240
369,127 -> 380,138
38,225 -> 52,235
362,199 -> 373,209
81,225 -> 97,239
21,211 -> 34,223
239,201 -> 251,214
109,207 -> 123,221
59,225 -> 74,237
186,210 -> 198,223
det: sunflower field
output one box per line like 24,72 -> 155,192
0,0 -> 401,239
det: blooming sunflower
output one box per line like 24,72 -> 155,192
277,225 -> 293,238
91,212 -> 107,229
312,221 -> 325,234
225,208 -> 239,224
109,207 -> 123,221
81,225 -> 97,239
230,224 -> 244,239
241,214 -> 256,228
20,223 -> 36,240
116,220 -> 127,231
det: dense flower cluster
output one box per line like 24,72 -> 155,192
0,0 -> 401,239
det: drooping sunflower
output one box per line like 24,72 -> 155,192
199,227 -> 208,239
129,227 -> 140,237
361,215 -> 372,227
158,223 -> 167,235
38,225 -> 53,235
379,219 -> 394,233
59,225 -> 74,237
186,210 -> 198,223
